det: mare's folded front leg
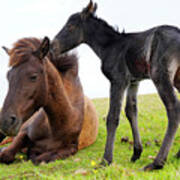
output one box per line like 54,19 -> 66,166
0,131 -> 29,164
32,145 -> 78,164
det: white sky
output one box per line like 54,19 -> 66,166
1,0 -> 180,106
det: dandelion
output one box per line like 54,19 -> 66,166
93,169 -> 98,174
19,155 -> 23,159
91,160 -> 96,166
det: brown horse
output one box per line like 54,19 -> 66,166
0,37 -> 98,164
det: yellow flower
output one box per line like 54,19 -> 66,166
91,160 -> 96,166
93,169 -> 97,174
19,155 -> 23,159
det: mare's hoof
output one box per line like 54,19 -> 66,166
32,159 -> 39,165
143,163 -> 163,171
0,151 -> 15,164
31,153 -> 53,165
131,148 -> 143,162
31,157 -> 43,165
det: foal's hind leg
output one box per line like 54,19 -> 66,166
125,81 -> 142,162
173,70 -> 180,158
144,66 -> 180,170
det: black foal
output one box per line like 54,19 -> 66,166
51,1 -> 180,170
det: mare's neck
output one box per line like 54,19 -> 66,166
43,60 -> 74,132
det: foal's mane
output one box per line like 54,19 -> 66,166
89,14 -> 124,38
9,38 -> 78,73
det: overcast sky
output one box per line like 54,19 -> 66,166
1,0 -> 180,106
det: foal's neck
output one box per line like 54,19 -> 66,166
83,18 -> 124,61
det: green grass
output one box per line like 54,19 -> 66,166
0,93 -> 180,179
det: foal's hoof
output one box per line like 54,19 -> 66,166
94,159 -> 110,170
131,148 -> 142,162
131,154 -> 140,162
98,159 -> 111,167
176,150 -> 180,158
143,163 -> 163,171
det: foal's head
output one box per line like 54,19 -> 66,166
51,0 -> 98,55
0,37 -> 50,136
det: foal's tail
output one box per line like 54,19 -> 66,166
144,28 -> 164,62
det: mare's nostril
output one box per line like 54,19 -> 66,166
10,115 -> 16,125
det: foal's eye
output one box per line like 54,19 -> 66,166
68,24 -> 75,32
29,73 -> 38,82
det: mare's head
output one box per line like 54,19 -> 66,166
0,37 -> 50,136
51,0 -> 98,55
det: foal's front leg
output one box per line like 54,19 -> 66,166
125,81 -> 143,162
102,81 -> 128,165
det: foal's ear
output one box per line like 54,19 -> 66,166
33,37 -> 50,60
2,46 -> 10,55
81,0 -> 98,19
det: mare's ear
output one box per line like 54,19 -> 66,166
81,0 -> 98,19
2,46 -> 10,55
33,37 -> 50,60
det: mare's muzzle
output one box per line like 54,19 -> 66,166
0,113 -> 21,136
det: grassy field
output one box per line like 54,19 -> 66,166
0,93 -> 180,179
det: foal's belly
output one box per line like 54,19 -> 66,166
127,58 -> 150,79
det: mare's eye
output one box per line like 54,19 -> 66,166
29,73 -> 38,82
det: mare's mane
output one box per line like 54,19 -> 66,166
8,37 -> 78,73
